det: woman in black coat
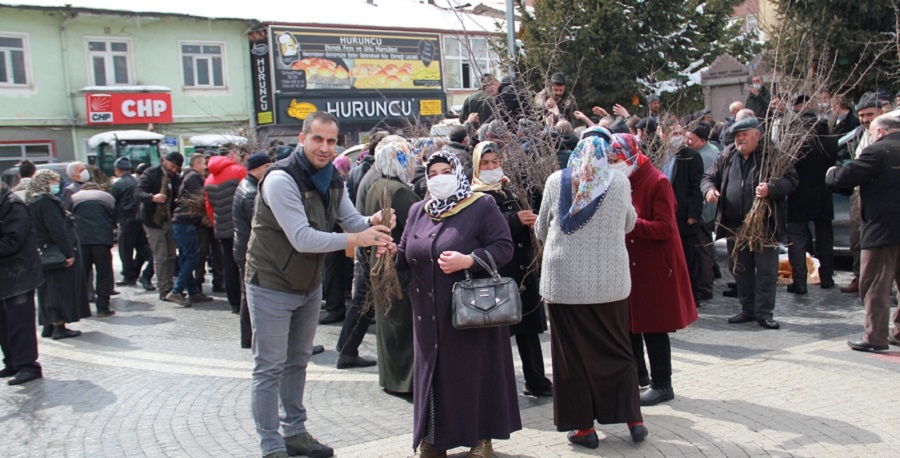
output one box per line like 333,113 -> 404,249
26,170 -> 91,339
471,141 -> 553,397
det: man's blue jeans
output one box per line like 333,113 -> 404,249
172,223 -> 200,296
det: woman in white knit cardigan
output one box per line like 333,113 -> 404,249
535,126 -> 648,449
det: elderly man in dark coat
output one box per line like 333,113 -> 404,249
109,157 -> 154,291
702,118 -> 798,330
0,182 -> 44,385
71,182 -> 117,316
785,95 -> 838,294
825,113 -> 900,352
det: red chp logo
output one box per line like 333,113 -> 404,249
88,94 -> 114,123
84,93 -> 173,125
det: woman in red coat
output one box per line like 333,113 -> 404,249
608,133 -> 697,406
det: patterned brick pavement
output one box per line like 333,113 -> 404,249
1,245 -> 899,457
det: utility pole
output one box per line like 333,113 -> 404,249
506,0 -> 516,78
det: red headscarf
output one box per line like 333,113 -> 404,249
609,133 -> 650,168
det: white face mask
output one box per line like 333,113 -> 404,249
752,83 -> 762,90
427,174 -> 458,200
79,169 -> 91,182
609,161 -> 634,177
479,168 -> 504,184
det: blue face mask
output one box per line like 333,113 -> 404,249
49,184 -> 60,194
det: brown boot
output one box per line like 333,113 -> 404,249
467,439 -> 492,458
840,278 -> 859,293
416,441 -> 447,458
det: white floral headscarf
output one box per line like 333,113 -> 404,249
372,137 -> 415,185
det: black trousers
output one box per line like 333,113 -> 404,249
515,332 -> 552,390
82,244 -> 113,312
237,263 -> 252,347
322,250 -> 352,316
696,222 -> 716,297
118,218 -> 152,281
0,291 -> 40,373
728,239 -> 779,320
630,332 -> 671,389
336,249 -> 373,357
680,232 -> 699,303
787,219 -> 835,287
218,238 -> 241,311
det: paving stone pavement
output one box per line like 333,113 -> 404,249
1,244 -> 899,458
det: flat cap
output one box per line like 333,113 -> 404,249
856,92 -> 879,111
730,117 -> 760,134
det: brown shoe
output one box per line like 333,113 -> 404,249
841,278 -> 859,293
165,292 -> 190,307
416,441 -> 447,458
467,439 -> 492,458
188,292 -> 213,303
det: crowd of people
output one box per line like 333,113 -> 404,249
1,71 -> 899,458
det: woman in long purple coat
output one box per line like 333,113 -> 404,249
396,151 -> 520,457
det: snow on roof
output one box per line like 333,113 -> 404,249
88,130 -> 165,148
5,0 -> 503,34
77,85 -> 171,93
189,135 -> 248,147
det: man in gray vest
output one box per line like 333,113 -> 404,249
245,111 -> 394,458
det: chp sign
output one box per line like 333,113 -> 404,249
85,93 -> 173,125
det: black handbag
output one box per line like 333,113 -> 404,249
451,251 -> 522,329
38,242 -> 68,270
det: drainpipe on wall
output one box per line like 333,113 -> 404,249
59,8 -> 79,161
241,21 -> 259,132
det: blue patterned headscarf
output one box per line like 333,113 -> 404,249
559,127 -> 614,234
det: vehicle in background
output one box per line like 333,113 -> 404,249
832,193 -> 850,257
1,162 -> 72,189
189,134 -> 248,153
88,130 -> 165,178
429,118 -> 461,137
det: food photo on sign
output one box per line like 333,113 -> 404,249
272,27 -> 442,92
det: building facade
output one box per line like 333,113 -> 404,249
0,5 -> 253,169
1,1 -> 505,170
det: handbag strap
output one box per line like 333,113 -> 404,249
466,251 -> 501,282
